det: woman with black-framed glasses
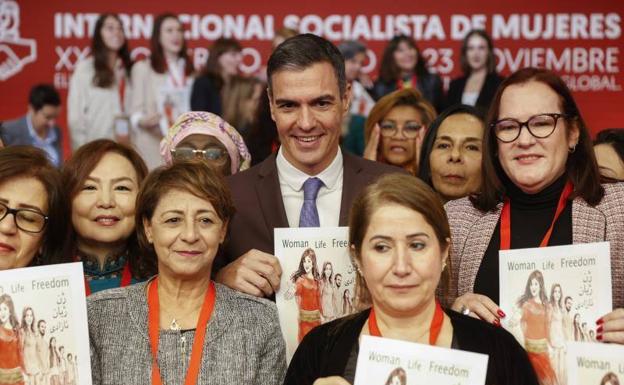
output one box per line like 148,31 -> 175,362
442,68 -> 624,360
0,146 -> 69,270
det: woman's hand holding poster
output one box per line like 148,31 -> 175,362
499,242 -> 612,385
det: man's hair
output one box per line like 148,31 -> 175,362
267,33 -> 346,97
29,84 -> 60,111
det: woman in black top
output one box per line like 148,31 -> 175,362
191,38 -> 243,114
446,30 -> 503,114
372,35 -> 444,112
285,174 -> 538,385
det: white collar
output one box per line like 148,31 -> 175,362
276,147 -> 343,192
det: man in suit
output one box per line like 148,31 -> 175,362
1,84 -> 63,166
215,34 -> 401,297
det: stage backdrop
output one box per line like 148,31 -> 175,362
0,0 -> 622,156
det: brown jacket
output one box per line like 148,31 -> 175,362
216,152 -> 403,270
444,182 -> 624,309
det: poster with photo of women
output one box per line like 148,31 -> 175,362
0,263 -> 90,385
275,227 -> 357,361
354,335 -> 488,385
499,242 -> 612,385
566,342 -> 624,385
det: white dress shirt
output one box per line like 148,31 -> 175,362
276,147 -> 344,227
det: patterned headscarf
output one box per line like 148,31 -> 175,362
160,111 -> 251,174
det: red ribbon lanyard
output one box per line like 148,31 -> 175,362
500,181 -> 574,250
368,300 -> 445,345
168,60 -> 186,88
83,262 -> 132,297
118,76 -> 126,113
147,278 -> 216,385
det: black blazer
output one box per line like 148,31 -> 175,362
216,152 -> 404,270
285,308 -> 540,385
446,72 -> 504,114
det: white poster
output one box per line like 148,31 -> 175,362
499,242 -> 612,385
275,226 -> 357,361
567,341 -> 624,385
354,335 -> 489,385
0,262 -> 91,385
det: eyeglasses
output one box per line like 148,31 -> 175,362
0,202 -> 48,233
492,113 -> 567,143
171,147 -> 228,163
378,121 -> 423,139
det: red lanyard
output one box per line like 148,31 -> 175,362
368,300 -> 445,345
83,261 -> 132,296
147,278 -> 216,385
168,60 -> 186,88
500,181 -> 574,250
118,76 -> 126,113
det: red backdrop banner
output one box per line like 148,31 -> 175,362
0,0 -> 622,156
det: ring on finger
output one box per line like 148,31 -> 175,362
460,305 -> 471,315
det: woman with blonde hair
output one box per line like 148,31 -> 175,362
363,88 -> 436,175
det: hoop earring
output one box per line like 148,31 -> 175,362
569,144 -> 577,153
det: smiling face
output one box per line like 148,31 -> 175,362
496,81 -> 579,194
465,34 -> 489,72
71,152 -> 139,252
270,62 -> 350,175
38,320 -> 46,335
144,189 -> 226,280
100,16 -> 125,52
594,143 -> 624,180
393,41 -> 418,73
0,176 -> 47,270
430,113 -> 484,201
359,203 -> 447,316
565,297 -> 572,311
159,17 -> 184,56
380,105 -> 423,170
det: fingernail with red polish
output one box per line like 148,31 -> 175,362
497,310 -> 506,318
493,318 -> 500,327
597,325 -> 603,333
597,334 -> 603,341
596,318 -> 604,325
